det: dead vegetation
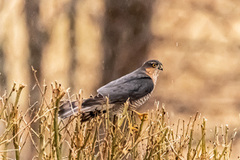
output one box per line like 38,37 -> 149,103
0,78 -> 237,159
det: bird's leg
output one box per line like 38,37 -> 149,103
128,120 -> 138,134
129,124 -> 138,134
126,111 -> 139,134
132,110 -> 148,121
128,110 -> 148,134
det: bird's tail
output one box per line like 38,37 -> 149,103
58,95 -> 107,122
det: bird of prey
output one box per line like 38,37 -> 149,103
59,60 -> 163,122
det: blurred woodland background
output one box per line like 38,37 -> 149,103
0,0 -> 240,158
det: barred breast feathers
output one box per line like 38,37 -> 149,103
131,92 -> 152,109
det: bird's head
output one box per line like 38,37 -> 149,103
141,60 -> 163,84
141,60 -> 163,71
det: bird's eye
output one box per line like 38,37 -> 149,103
151,63 -> 157,68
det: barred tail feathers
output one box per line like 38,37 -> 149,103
58,95 -> 107,121
58,101 -> 79,119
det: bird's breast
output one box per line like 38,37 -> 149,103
131,93 -> 152,109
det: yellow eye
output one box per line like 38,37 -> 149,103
152,63 -> 157,68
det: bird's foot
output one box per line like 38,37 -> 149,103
129,124 -> 138,134
132,110 -> 148,121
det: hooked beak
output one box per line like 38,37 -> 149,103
158,64 -> 163,71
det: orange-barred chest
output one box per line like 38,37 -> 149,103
145,68 -> 160,85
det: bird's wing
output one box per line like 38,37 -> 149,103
97,75 -> 154,104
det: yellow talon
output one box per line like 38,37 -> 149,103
132,110 -> 148,121
129,124 -> 138,134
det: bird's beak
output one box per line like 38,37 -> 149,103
158,64 -> 163,71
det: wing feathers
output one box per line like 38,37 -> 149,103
98,76 -> 154,103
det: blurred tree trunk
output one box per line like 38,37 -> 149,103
25,1 -> 49,158
0,48 -> 6,94
25,0 -> 48,103
67,0 -> 77,89
72,0 -> 104,96
102,0 -> 155,85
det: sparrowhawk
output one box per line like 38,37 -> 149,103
59,60 -> 163,121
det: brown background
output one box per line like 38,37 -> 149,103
0,0 -> 240,158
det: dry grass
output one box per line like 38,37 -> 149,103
0,79 -> 237,159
